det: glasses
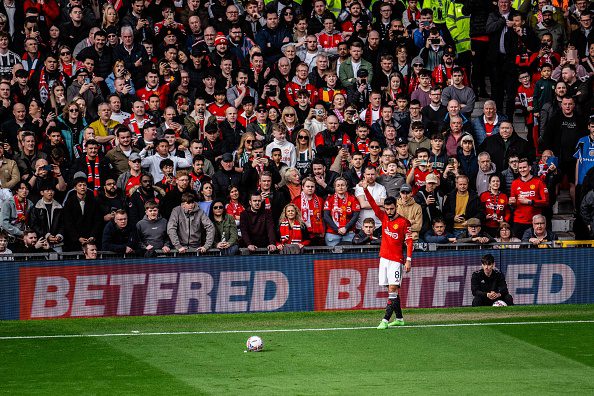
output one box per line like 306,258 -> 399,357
370,145 -> 381,149
400,191 -> 411,195
245,139 -> 254,143
284,11 -> 293,16
257,109 -> 267,113
213,205 -> 224,209
298,135 -> 309,140
69,109 -> 79,113
284,113 -> 295,117
61,51 -> 71,55
462,140 -> 473,144
413,63 -> 423,67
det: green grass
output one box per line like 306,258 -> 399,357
1,305 -> 593,395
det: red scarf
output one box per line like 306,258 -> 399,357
86,156 -> 100,197
407,8 -> 420,24
279,220 -> 304,244
226,201 -> 245,218
299,193 -> 324,235
13,195 -> 28,224
38,68 -> 65,104
331,193 -> 350,228
364,104 -> 375,126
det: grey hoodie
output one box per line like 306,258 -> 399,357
167,204 -> 215,250
136,214 -> 170,250
476,162 -> 497,195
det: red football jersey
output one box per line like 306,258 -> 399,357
364,188 -> 413,263
511,176 -> 549,224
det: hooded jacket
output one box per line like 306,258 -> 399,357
30,199 -> 64,241
396,197 -> 423,241
475,162 -> 497,195
167,204 -> 215,250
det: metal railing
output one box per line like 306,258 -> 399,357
0,240 -> 576,261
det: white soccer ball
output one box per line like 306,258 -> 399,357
493,300 -> 508,307
246,336 -> 264,352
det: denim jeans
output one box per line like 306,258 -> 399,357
325,232 -> 355,246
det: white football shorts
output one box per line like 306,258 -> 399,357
378,257 -> 403,286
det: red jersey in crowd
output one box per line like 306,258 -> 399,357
406,167 -> 440,194
511,176 -> 549,224
207,102 -> 230,122
285,80 -> 319,107
323,193 -> 360,234
517,83 -> 535,125
317,31 -> 343,52
364,188 -> 413,263
237,110 -> 257,127
480,191 -> 511,229
136,84 -> 170,110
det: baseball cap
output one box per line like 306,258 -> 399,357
396,136 -> 408,146
542,5 -> 555,13
357,68 -> 369,78
221,153 -> 234,162
255,103 -> 267,112
400,183 -> 412,193
143,121 -> 157,130
425,174 -> 439,184
191,43 -> 209,57
466,218 -> 481,227
412,56 -> 424,66
129,153 -> 141,162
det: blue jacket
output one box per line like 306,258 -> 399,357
423,230 -> 456,243
471,113 -> 508,146
255,25 -> 292,64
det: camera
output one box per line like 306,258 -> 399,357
42,165 -> 53,172
430,38 -> 440,45
314,108 -> 324,116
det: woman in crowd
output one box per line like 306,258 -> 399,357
0,182 -> 33,239
56,101 -> 87,161
384,72 -> 406,107
106,60 -> 136,94
199,181 -> 214,216
210,199 -> 239,256
233,132 -> 256,173
330,92 -> 347,122
294,129 -> 315,177
225,184 -> 244,235
268,107 -> 281,124
494,222 -> 521,249
480,174 -> 511,237
281,167 -> 302,200
323,177 -> 360,246
47,24 -> 62,54
277,202 -> 310,250
102,4 -> 119,30
280,106 -> 302,142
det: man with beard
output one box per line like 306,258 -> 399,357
128,173 -> 166,226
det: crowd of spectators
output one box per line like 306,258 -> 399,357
0,0 -> 593,256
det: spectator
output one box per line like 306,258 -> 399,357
13,229 -> 52,253
62,174 -> 101,251
522,214 -> 558,247
396,183 -> 423,241
441,67 -> 476,118
136,200 -> 171,256
323,177 -> 360,246
423,217 -> 457,244
0,231 -> 13,259
479,121 -> 531,177
355,166 -> 387,233
167,192 -> 215,253
444,175 -> 482,237
500,154 -> 520,195
160,171 -> 193,220
494,222 -> 521,249
30,182 -> 64,252
480,174 -> 511,237
102,209 -> 139,254
475,152 -> 497,195
140,138 -> 192,181
127,173 -> 166,226
414,173 -> 445,237
457,217 -> 494,245
277,202 -> 310,251
82,239 -> 98,259
509,158 -> 549,238
0,182 -> 33,239
471,253 -> 514,306
471,100 -> 507,146
209,199 -> 239,256
240,191 -> 278,253
352,217 -> 381,245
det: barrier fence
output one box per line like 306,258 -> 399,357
1,247 -> 592,320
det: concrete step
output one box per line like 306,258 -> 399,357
552,215 -> 575,233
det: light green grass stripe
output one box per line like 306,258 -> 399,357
1,319 -> 592,341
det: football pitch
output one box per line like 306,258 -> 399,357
1,305 -> 593,395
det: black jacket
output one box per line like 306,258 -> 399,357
212,169 -> 242,200
478,132 -> 532,174
471,268 -> 510,298
62,192 -> 102,251
30,199 -> 64,239
102,221 -> 139,253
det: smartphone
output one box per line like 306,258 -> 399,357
448,158 -> 455,166
42,165 -> 53,172
430,38 -> 440,44
420,160 -> 428,166
84,77 -> 91,85
567,49 -> 578,60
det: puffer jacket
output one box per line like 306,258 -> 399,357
167,204 -> 215,250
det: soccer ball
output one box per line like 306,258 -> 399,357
493,300 -> 508,307
246,336 -> 264,352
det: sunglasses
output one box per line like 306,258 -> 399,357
370,145 -> 381,149
413,63 -> 423,67
61,51 -> 71,55
245,139 -> 254,143
298,135 -> 309,140
284,113 -> 295,117
69,109 -> 79,112
257,109 -> 267,113
400,191 -> 411,194
213,205 -> 224,209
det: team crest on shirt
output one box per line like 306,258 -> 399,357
393,224 -> 399,230
530,184 -> 535,189
499,199 -> 505,203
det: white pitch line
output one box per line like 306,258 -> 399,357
0,319 -> 593,341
